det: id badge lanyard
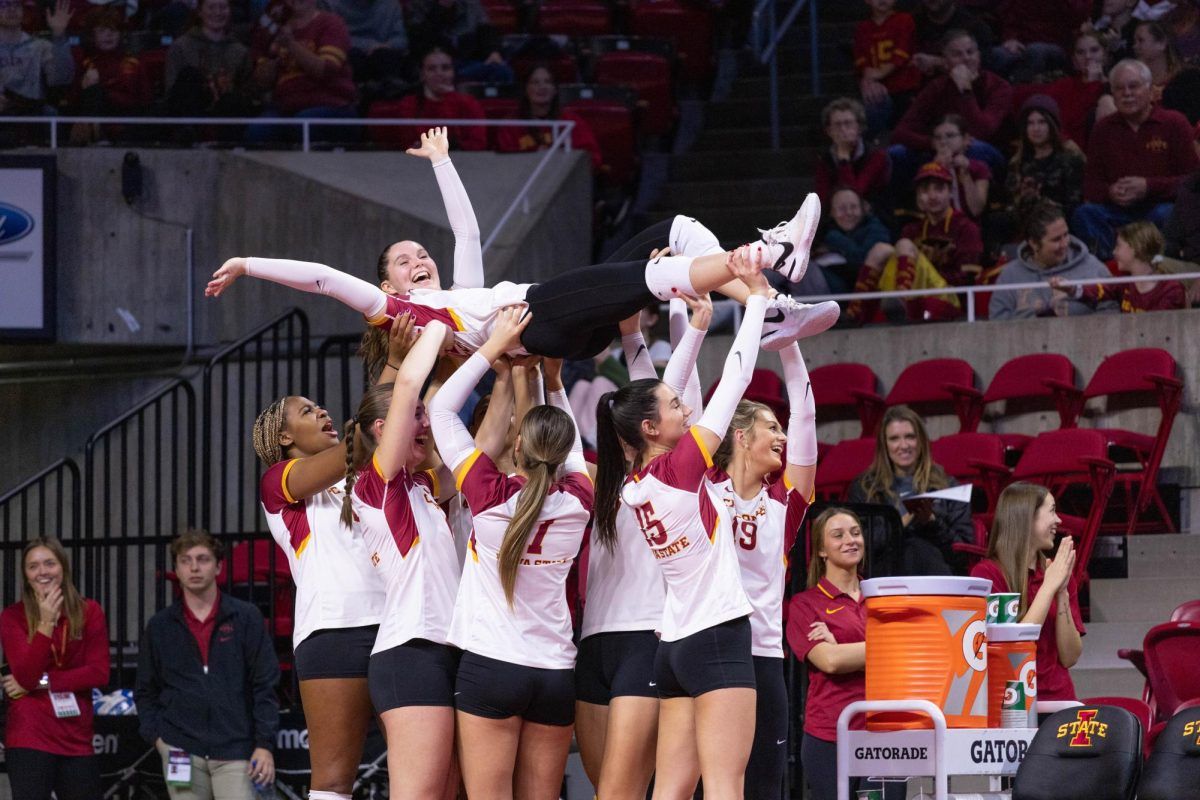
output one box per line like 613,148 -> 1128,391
47,623 -> 81,719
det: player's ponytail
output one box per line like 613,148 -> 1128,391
341,383 -> 395,527
499,405 -> 576,607
593,379 -> 662,553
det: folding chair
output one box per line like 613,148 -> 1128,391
884,358 -> 981,432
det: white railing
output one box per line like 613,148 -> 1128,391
0,115 -> 576,255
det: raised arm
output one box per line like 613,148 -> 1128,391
474,357 -> 516,461
406,127 -> 484,290
206,256 -> 389,321
619,311 -> 659,382
544,358 -> 587,477
375,321 -> 450,481
663,294 -> 710,407
779,343 -> 818,500
692,248 -> 771,453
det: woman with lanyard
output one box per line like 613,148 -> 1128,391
575,293 -> 710,799
1,537 -> 110,800
592,246 -> 771,799
786,509 -> 900,800
708,339 -> 818,800
430,309 -> 594,800
970,483 -> 1084,701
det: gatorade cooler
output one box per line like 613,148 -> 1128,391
862,576 -> 991,730
987,623 -> 1039,728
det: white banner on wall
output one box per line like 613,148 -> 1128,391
0,155 -> 56,340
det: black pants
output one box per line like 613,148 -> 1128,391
6,747 -> 101,800
745,656 -> 788,800
800,734 -> 904,800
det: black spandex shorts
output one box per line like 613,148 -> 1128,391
522,260 -> 657,360
746,656 -> 789,800
653,616 -> 756,699
576,630 -> 660,705
294,625 -> 378,680
455,650 -> 576,726
368,639 -> 461,712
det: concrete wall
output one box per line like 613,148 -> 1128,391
694,308 -> 1200,496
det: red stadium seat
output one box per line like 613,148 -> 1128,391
504,34 -> 581,85
979,353 -> 1079,456
814,437 -> 875,502
1072,348 -> 1183,535
561,84 -> 638,187
884,358 -> 981,432
1143,621 -> 1200,724
1118,600 -> 1200,717
930,432 -> 1009,511
481,0 -> 521,34
1009,429 -> 1116,583
537,0 -> 613,36
629,0 -> 713,81
704,368 -> 788,423
592,37 -> 676,136
459,82 -> 520,119
1083,695 -> 1154,758
229,539 -> 291,585
809,362 -> 884,439
138,48 -> 168,98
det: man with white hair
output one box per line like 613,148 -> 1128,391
1072,58 -> 1199,259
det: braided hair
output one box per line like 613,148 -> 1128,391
252,397 -> 290,466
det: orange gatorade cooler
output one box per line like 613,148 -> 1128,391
862,577 -> 991,730
987,623 -> 1039,728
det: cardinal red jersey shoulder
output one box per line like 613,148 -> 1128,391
366,284 -> 530,357
260,459 -> 385,648
621,430 -> 752,641
351,455 -> 461,653
449,450 -> 593,669
709,470 -> 810,657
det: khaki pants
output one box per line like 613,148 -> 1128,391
156,740 -> 261,800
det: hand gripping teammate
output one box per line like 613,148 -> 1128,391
429,309 -> 594,800
591,249 -> 772,800
341,319 -> 464,799
708,342 -> 819,799
574,293 -> 712,800
206,196 -> 835,360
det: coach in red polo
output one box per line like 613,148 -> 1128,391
1072,58 -> 1199,259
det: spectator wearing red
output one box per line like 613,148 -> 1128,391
854,0 -> 920,136
368,45 -> 487,151
845,162 -> 978,324
247,0 -> 358,142
1005,95 -> 1086,228
495,64 -> 602,173
930,113 -> 989,220
814,97 -> 891,209
1072,59 -> 1200,259
67,7 -> 152,143
989,0 -> 1090,82
0,537 -> 110,800
911,0 -> 994,78
1037,31 -> 1112,147
1051,220 -> 1187,312
891,30 -> 1012,187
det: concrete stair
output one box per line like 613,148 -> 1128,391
1069,533 -> 1200,701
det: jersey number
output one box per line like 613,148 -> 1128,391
634,503 -> 668,547
736,520 -> 758,551
526,519 -> 553,555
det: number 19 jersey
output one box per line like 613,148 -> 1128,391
621,430 -> 751,642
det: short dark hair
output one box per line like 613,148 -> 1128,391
1023,200 -> 1066,243
941,28 -> 977,54
170,529 -> 224,564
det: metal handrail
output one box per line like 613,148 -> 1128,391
752,0 -> 820,149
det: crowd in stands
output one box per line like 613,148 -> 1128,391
807,0 -> 1200,323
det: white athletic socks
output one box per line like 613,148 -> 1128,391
308,792 -> 351,800
668,215 -> 724,258
643,255 -> 699,301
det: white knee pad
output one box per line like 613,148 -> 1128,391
669,215 -> 724,257
644,255 -> 698,301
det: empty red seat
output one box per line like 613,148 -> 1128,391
885,358 -> 981,432
562,85 -> 637,187
537,0 -> 613,36
594,47 -> 676,136
814,437 -> 875,502
629,0 -> 713,81
481,0 -> 521,34
930,432 -> 1009,511
979,353 -> 1079,453
704,368 -> 788,423
1143,621 -> 1200,724
809,362 -> 884,438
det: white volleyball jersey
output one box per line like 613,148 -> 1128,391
449,450 -> 593,669
351,456 -> 461,654
708,470 -> 810,657
260,460 -> 386,649
366,284 -> 531,357
581,499 -> 666,638
621,431 -> 752,642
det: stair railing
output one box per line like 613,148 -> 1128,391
0,458 -> 82,606
752,0 -> 821,149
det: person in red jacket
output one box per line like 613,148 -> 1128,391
813,97 -> 891,209
1,537 -> 110,800
67,7 -> 153,144
854,0 -> 920,137
890,29 -> 1012,189
494,64 -> 602,173
368,44 -> 487,151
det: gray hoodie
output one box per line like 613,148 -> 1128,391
989,235 -> 1118,320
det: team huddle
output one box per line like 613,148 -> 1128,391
206,127 -> 839,800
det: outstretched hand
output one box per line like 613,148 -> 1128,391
206,257 -> 248,297
682,292 -> 713,331
406,127 -> 451,162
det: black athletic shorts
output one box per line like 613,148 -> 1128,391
455,650 -> 576,726
294,625 -> 378,680
368,639 -> 461,712
746,656 -> 789,800
653,616 -> 756,699
576,630 -> 660,705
